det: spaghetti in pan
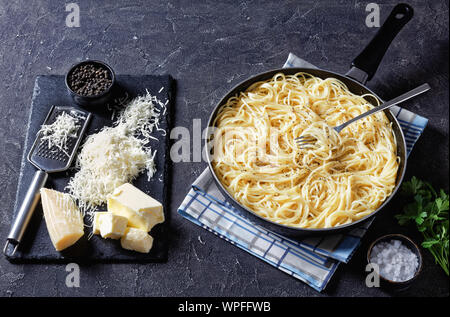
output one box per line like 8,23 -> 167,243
211,72 -> 399,229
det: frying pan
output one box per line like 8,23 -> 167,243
205,4 -> 414,237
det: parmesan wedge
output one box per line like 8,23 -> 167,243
40,188 -> 84,251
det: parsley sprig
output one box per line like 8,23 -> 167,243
395,176 -> 449,276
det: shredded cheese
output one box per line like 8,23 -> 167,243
67,91 -> 162,213
38,112 -> 81,156
115,90 -> 161,140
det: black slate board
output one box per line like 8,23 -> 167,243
7,75 -> 174,263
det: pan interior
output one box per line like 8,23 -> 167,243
206,68 -> 406,233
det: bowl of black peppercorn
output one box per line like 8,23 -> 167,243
65,60 -> 115,108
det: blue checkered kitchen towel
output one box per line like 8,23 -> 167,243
177,53 -> 428,292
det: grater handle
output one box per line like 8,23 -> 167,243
4,170 -> 48,257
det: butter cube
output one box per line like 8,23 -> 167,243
92,211 -> 108,235
120,227 -> 153,253
107,183 -> 164,232
98,213 -> 128,239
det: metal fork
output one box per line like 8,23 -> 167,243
295,83 -> 431,149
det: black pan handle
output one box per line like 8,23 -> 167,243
347,3 -> 413,83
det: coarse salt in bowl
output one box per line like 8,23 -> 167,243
367,234 -> 422,289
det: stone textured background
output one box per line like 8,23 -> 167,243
0,0 -> 448,297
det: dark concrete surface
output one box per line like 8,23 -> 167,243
0,0 -> 448,297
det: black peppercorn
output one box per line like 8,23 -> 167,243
68,62 -> 113,96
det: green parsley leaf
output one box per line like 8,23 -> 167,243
397,177 -> 449,276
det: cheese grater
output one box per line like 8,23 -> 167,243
4,106 -> 92,256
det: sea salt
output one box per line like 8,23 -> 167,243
369,239 -> 419,282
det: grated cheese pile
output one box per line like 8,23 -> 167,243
66,91 -> 161,213
38,112 -> 81,156
115,92 -> 161,139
